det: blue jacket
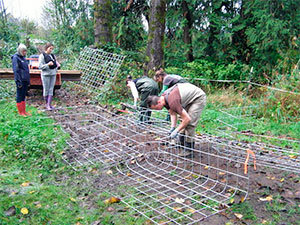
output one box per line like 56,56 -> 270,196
11,53 -> 30,85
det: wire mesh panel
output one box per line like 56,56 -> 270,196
74,47 -> 125,93
214,106 -> 300,173
36,105 -> 249,224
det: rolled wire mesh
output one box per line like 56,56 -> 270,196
34,105 -> 249,224
74,47 -> 125,94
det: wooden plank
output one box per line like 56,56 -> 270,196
0,69 -> 81,81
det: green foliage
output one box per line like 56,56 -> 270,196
43,0 -> 94,53
0,20 -> 20,42
164,0 -> 300,79
111,0 -> 148,52
0,41 -> 18,68
165,59 -> 250,84
244,0 -> 300,76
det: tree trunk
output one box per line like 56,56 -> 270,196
146,0 -> 166,76
94,0 -> 113,47
182,0 -> 194,62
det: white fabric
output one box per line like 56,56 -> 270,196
128,81 -> 139,106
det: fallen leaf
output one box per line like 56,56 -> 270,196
21,207 -> 29,215
280,178 -> 285,182
106,170 -> 113,175
175,197 -> 184,204
144,220 -> 152,225
289,155 -> 297,159
234,213 -> 243,219
29,190 -> 35,194
229,198 -> 234,204
70,197 -> 76,202
35,204 -> 42,208
175,180 -> 182,184
107,207 -> 114,212
21,182 -> 30,187
259,195 -> 273,202
103,149 -> 109,153
173,207 -> 184,212
104,197 -> 121,204
127,172 -> 133,177
240,196 -> 246,203
89,168 -> 98,174
204,166 -> 209,170
219,172 -> 226,175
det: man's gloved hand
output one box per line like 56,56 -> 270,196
170,129 -> 178,139
168,127 -> 175,135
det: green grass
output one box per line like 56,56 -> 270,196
0,100 -> 147,224
231,202 -> 257,221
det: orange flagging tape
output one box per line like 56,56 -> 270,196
244,149 -> 257,174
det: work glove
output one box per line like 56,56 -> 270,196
169,129 -> 178,139
168,127 -> 175,135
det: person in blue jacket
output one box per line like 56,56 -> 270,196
11,44 -> 31,116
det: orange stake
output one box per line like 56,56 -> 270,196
244,149 -> 257,174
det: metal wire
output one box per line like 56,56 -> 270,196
213,106 -> 300,173
74,47 -> 126,94
34,105 -> 249,224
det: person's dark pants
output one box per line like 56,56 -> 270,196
16,81 -> 29,103
139,88 -> 159,123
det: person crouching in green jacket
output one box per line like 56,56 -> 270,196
126,75 -> 159,124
